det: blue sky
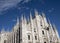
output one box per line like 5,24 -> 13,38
0,0 -> 60,36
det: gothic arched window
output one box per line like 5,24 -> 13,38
28,35 -> 30,40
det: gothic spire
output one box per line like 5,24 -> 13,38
21,14 -> 24,22
35,9 -> 39,16
48,18 -> 52,27
1,27 -> 5,33
23,14 -> 27,24
42,12 -> 46,18
52,24 -> 60,38
30,11 -> 32,19
42,12 -> 48,27
27,16 -> 30,24
17,17 -> 19,25
52,24 -> 57,32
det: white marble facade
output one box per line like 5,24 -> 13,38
0,10 -> 60,43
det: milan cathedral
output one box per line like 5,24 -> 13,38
0,10 -> 60,43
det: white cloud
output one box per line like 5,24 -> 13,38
0,0 -> 21,11
26,7 -> 29,9
0,0 -> 30,14
48,8 -> 54,13
22,0 -> 31,4
12,19 -> 16,22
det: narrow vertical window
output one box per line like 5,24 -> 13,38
42,31 -> 44,35
28,35 -> 30,40
35,36 -> 37,40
